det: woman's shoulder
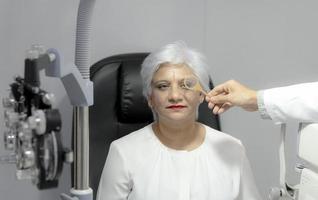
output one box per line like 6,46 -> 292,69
111,123 -> 154,151
202,124 -> 244,152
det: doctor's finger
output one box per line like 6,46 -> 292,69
212,106 -> 219,115
217,103 -> 232,114
212,104 -> 223,115
210,94 -> 231,104
208,84 -> 229,97
208,101 -> 215,109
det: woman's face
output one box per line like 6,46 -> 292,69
148,63 -> 204,123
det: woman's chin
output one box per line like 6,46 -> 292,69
159,113 -> 195,123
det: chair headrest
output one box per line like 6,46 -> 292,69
118,57 -> 153,123
91,53 -> 153,124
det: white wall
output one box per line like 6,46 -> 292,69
1,0 -> 318,199
91,0 -> 207,61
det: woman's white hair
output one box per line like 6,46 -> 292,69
140,41 -> 210,99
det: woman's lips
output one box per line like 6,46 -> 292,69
166,105 -> 187,109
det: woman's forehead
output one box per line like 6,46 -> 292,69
152,63 -> 194,81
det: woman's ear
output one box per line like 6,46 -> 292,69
199,92 -> 204,103
147,95 -> 153,108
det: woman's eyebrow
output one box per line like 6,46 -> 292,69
152,80 -> 170,84
153,78 -> 188,84
153,76 -> 192,84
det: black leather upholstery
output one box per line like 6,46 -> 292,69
89,53 -> 220,199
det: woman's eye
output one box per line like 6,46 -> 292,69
156,84 -> 169,90
180,83 -> 191,90
180,83 -> 187,89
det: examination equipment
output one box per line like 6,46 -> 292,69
1,45 -> 73,189
1,1 -> 95,200
184,76 -> 207,95
269,123 -> 318,200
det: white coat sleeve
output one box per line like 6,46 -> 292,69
96,142 -> 132,200
259,82 -> 318,124
237,145 -> 262,200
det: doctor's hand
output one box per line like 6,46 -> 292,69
205,80 -> 258,114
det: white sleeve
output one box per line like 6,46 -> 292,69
261,82 -> 318,124
238,145 -> 262,200
96,142 -> 132,200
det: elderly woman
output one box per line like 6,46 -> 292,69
97,41 -> 261,200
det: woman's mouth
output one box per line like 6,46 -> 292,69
166,105 -> 187,110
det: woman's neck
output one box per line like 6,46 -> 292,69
153,120 -> 204,151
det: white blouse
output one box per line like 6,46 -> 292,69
97,124 -> 261,200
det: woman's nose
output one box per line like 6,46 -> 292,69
168,85 -> 183,102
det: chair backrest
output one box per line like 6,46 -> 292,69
89,53 -> 220,199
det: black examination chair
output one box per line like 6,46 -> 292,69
89,53 -> 221,199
